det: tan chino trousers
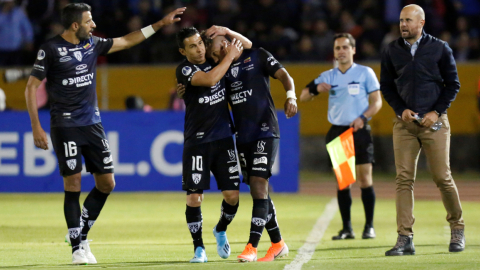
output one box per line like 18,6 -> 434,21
393,114 -> 464,236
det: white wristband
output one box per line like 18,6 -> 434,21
286,90 -> 297,100
141,25 -> 155,39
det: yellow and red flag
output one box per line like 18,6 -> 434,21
326,128 -> 356,190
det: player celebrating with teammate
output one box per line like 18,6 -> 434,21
25,3 -> 185,265
300,33 -> 382,241
202,26 -> 297,262
175,27 -> 251,263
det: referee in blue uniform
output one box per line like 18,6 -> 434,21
300,33 -> 382,240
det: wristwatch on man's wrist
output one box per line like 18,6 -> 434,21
360,114 -> 367,123
434,110 -> 441,117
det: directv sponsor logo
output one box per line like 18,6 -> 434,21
33,64 -> 44,70
64,73 -> 94,87
230,89 -> 252,105
229,175 -> 240,179
200,89 -> 226,105
253,157 -> 268,165
104,165 -> 114,169
252,167 -> 266,171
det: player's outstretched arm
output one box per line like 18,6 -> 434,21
274,68 -> 297,118
205,25 -> 252,49
25,76 -> 49,150
108,7 -> 186,54
191,38 -> 243,87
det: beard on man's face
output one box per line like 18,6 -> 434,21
75,26 -> 90,41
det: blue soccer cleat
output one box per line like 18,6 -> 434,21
189,246 -> 208,263
213,226 -> 230,259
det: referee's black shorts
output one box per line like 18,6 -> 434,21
325,124 -> 374,165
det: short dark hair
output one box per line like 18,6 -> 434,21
61,3 -> 91,29
176,27 -> 200,49
333,33 -> 356,48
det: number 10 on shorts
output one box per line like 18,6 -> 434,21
64,141 -> 77,157
192,156 -> 203,171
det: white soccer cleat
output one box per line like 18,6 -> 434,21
189,246 -> 208,263
80,240 -> 97,264
72,249 -> 88,265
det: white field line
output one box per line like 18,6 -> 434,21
284,198 -> 338,270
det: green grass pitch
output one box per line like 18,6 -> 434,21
0,191 -> 479,269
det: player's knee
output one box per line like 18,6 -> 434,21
187,193 -> 203,207
223,190 -> 239,205
63,174 -> 82,191
98,180 -> 115,193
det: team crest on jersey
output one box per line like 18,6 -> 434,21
74,51 -> 83,61
68,228 -> 81,239
182,66 -> 192,76
192,173 -> 202,184
231,67 -> 239,78
58,47 -> 68,56
252,217 -> 266,226
66,159 -> 77,170
187,221 -> 202,233
261,123 -> 269,131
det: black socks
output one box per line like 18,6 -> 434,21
64,191 -> 81,253
265,195 -> 282,243
361,186 -> 375,227
337,188 -> 352,231
186,205 -> 204,251
216,200 -> 239,232
80,187 -> 110,241
248,199 -> 268,248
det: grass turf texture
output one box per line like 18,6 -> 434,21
0,184 -> 479,269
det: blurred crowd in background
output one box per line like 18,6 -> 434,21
1,0 -> 480,66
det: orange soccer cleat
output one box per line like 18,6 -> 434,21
237,243 -> 257,262
257,239 -> 289,262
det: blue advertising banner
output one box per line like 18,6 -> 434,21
0,111 -> 299,192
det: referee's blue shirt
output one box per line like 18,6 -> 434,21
313,63 -> 380,126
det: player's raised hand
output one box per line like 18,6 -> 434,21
225,38 -> 243,59
33,126 -> 49,150
205,25 -> 228,39
317,83 -> 331,93
160,7 -> 186,26
284,98 -> 298,119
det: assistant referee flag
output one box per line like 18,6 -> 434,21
326,128 -> 356,190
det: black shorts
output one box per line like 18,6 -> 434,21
325,125 -> 374,165
50,123 -> 114,176
182,137 -> 240,191
237,138 -> 279,183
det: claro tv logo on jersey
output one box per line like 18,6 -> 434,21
62,73 -> 94,87
198,89 -> 225,105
